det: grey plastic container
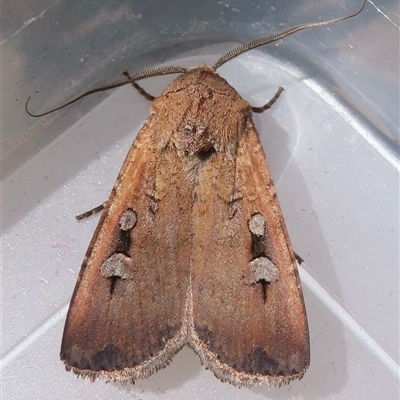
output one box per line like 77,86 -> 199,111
2,0 -> 399,399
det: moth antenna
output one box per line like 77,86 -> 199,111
26,65 -> 187,117
212,0 -> 367,70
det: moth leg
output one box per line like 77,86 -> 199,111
251,86 -> 284,113
123,71 -> 156,101
75,202 -> 106,221
294,251 -> 304,265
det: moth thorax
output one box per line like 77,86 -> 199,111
175,121 -> 214,156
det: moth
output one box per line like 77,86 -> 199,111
27,0 -> 366,388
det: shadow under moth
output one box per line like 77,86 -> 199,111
27,0 -> 366,388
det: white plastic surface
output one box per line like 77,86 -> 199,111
2,1 -> 399,399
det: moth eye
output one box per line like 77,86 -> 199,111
249,257 -> 279,284
248,213 -> 265,237
119,209 -> 137,231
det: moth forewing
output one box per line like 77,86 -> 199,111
60,116 -> 192,380
189,116 -> 309,387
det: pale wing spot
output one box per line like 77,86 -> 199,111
249,257 -> 279,284
119,209 -> 137,231
101,253 -> 133,279
248,213 -> 265,236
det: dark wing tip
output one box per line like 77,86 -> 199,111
60,331 -> 188,383
189,329 -> 309,387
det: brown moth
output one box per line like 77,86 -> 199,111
27,0 -> 366,388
